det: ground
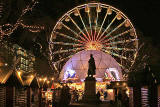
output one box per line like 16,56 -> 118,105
69,101 -> 111,107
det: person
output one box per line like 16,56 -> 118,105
88,54 -> 96,77
109,100 -> 116,107
104,91 -> 108,100
116,99 -> 122,107
122,90 -> 129,107
96,91 -> 101,100
75,90 -> 79,102
116,92 -> 122,107
58,85 -> 71,107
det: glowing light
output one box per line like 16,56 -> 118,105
47,81 -> 50,84
85,5 -> 90,13
123,82 -> 126,86
96,4 -> 102,13
4,63 -> 8,66
107,7 -> 112,15
117,12 -> 122,20
0,1 -> 39,37
64,69 -> 76,80
65,16 -> 70,22
85,41 -> 102,50
39,78 -> 42,81
130,30 -> 135,36
74,9 -> 79,16
56,22 -> 62,30
125,20 -> 130,27
116,82 -> 119,86
30,75 -> 33,78
44,77 -> 47,81
17,71 -> 21,76
51,78 -> 54,81
106,68 -> 122,81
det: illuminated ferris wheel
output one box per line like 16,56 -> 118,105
49,2 -> 138,73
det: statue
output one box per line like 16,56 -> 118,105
88,54 -> 96,77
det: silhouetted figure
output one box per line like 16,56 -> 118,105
104,91 -> 108,100
144,63 -> 150,72
58,85 -> 71,107
88,54 -> 96,77
96,91 -> 101,100
109,100 -> 116,107
116,92 -> 122,107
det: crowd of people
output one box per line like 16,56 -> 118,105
109,90 -> 129,107
51,84 -> 129,107
52,84 -> 81,107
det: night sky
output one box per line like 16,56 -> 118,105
1,0 -> 160,74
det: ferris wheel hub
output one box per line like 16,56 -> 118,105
85,41 -> 102,50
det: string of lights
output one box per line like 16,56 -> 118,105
0,1 -> 44,37
0,2 -> 3,18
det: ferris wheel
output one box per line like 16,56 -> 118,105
49,2 -> 138,74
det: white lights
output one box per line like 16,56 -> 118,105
125,20 -> 130,27
85,5 -> 90,13
47,81 -> 50,84
43,77 -> 47,81
0,1 -> 39,37
107,7 -> 112,15
117,12 -> 122,20
96,4 -> 102,13
4,63 -> 8,66
65,16 -> 70,22
17,71 -> 21,76
123,82 -> 126,86
74,9 -> 79,16
130,29 -> 135,36
30,75 -> 34,78
39,78 -> 42,81
56,22 -> 62,30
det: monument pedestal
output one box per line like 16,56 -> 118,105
82,76 -> 99,103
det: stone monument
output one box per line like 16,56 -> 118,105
82,54 -> 99,103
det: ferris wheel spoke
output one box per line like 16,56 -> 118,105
76,8 -> 91,41
96,8 -> 109,41
68,14 -> 90,42
118,63 -> 130,73
54,31 -> 84,44
102,49 -> 133,62
53,54 -> 74,64
103,29 -> 132,43
60,23 -> 87,43
106,39 -> 138,45
87,12 -> 92,40
52,47 -> 84,55
50,42 -> 83,47
94,11 -> 99,41
97,13 -> 118,41
53,64 -> 58,71
99,20 -> 126,42
103,46 -> 136,51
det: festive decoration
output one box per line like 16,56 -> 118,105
0,1 -> 44,38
